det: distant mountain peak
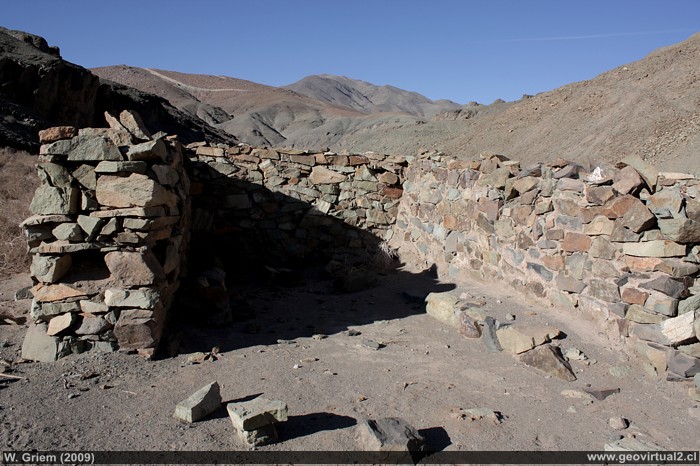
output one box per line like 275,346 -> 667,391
284,74 -> 461,117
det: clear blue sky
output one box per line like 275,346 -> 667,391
2,0 -> 698,104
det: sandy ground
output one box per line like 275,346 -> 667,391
0,266 -> 698,460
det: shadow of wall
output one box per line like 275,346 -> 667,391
168,145 -> 455,353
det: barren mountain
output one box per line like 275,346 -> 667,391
92,67 -> 453,149
92,33 -> 699,173
330,33 -> 700,173
284,74 -> 461,117
0,27 -> 235,151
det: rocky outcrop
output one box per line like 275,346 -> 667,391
0,27 -> 235,151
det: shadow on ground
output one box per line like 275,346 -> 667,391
165,164 -> 455,355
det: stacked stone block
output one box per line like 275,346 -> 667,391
186,142 -> 406,265
21,112 -> 190,360
392,150 -> 700,382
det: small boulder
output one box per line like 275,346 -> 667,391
174,382 -> 222,423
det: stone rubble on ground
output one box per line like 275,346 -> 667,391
173,381 -> 222,423
356,417 -> 425,454
408,151 -> 699,395
226,397 -> 288,447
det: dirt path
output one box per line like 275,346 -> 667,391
142,68 -> 250,93
0,268 -> 698,456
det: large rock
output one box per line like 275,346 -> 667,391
612,166 -> 644,194
660,311 -> 696,346
77,215 -> 104,240
309,166 -> 347,184
74,316 -> 111,335
104,250 -> 165,286
37,162 -> 72,187
64,135 -> 123,161
658,218 -> 700,243
21,323 -> 58,362
31,254 -> 72,283
356,417 -> 425,454
496,325 -> 561,354
51,222 -> 83,241
518,344 -> 576,381
113,309 -> 160,351
94,161 -> 148,174
174,382 -> 222,423
621,155 -> 658,192
645,291 -> 679,316
38,126 -> 76,143
625,304 -> 665,324
126,139 -> 167,162
105,288 -> 160,309
623,241 -> 686,258
425,292 -> 460,328
46,312 -> 75,336
226,397 -> 288,431
29,185 -> 78,215
119,110 -> 152,140
640,276 -> 688,299
561,232 -> 591,252
96,173 -> 177,209
666,349 -> 700,379
583,279 -> 620,303
31,283 -> 88,302
619,198 -> 656,233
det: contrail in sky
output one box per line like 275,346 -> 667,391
483,29 -> 696,43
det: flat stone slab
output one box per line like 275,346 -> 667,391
496,325 -> 562,354
21,323 -> 58,362
226,397 -> 288,431
173,382 -> 222,423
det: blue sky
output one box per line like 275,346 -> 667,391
2,0 -> 698,104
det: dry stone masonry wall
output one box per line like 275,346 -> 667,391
20,116 -> 408,360
19,115 -> 700,389
391,151 -> 700,382
184,142 -> 406,267
20,112 -> 190,361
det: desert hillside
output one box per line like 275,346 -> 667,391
0,27 -> 697,172
93,33 -> 700,173
330,32 -> 700,173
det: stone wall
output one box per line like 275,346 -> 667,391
184,142 -> 406,268
391,151 -> 700,381
20,113 -> 190,361
20,119 -> 408,360
20,116 -> 700,384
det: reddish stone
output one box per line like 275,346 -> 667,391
38,126 -> 77,143
624,256 -> 664,272
443,215 -> 458,230
621,288 -> 649,306
379,186 -> 403,199
612,166 -> 644,194
477,198 -> 502,222
348,155 -> 369,165
562,232 -> 592,252
542,254 -> 565,271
